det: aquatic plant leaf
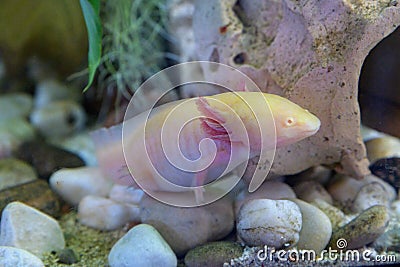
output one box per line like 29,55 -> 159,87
80,0 -> 102,92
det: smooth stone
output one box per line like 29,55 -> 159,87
286,166 -> 333,185
30,100 -> 86,138
184,241 -> 243,267
365,136 -> 400,163
352,182 -> 390,212
327,174 -> 396,212
0,158 -> 38,190
289,198 -> 332,253
108,224 -> 177,267
50,167 -> 113,206
0,202 -> 65,257
0,118 -> 35,158
140,194 -> 234,256
34,79 -> 82,108
54,132 -> 97,166
236,199 -> 302,248
311,199 -> 346,231
78,195 -> 137,231
0,179 -> 60,218
392,200 -> 400,216
0,246 -> 44,267
57,248 -> 78,264
234,181 -> 296,216
109,184 -> 144,205
0,93 -> 33,121
16,141 -> 85,179
293,180 -> 333,204
329,205 -> 390,250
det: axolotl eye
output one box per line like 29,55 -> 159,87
285,117 -> 296,126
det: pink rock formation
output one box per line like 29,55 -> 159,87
192,0 -> 400,179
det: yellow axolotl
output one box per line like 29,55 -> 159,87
91,91 -> 320,203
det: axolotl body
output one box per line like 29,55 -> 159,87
91,91 -> 320,202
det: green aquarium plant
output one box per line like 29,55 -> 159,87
80,0 -> 170,103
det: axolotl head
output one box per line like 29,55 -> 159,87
203,92 -> 320,153
264,93 -> 321,147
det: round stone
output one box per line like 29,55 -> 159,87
236,199 -> 302,248
108,224 -> 177,267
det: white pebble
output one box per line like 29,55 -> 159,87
0,246 -> 44,267
0,118 -> 35,158
50,167 -> 113,206
0,93 -> 33,121
78,195 -> 137,231
352,183 -> 390,212
391,200 -> 400,217
30,100 -> 86,139
0,158 -> 38,191
34,79 -> 82,108
236,199 -> 302,248
0,202 -> 65,257
290,198 -> 332,253
140,194 -> 234,256
327,174 -> 396,212
109,184 -> 144,205
365,136 -> 400,163
234,181 -> 296,216
108,224 -> 177,267
293,180 -> 333,204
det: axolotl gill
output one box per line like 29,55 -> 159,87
91,91 -> 320,201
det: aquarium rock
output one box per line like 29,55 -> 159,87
0,93 -> 33,121
328,174 -> 396,212
193,0 -> 400,178
49,167 -> 113,206
329,205 -> 390,250
109,184 -> 144,206
311,199 -> 346,231
365,136 -> 400,163
293,180 -> 333,204
0,201 -> 65,258
0,158 -> 38,191
0,180 -> 60,218
78,195 -> 139,231
234,180 -> 296,217
0,118 -> 35,158
30,100 -> 86,139
140,194 -> 234,256
108,224 -> 177,267
0,246 -> 44,267
34,79 -> 82,108
236,199 -> 302,248
289,198 -> 332,254
16,141 -> 85,179
184,241 -> 243,267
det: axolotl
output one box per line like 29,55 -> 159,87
91,91 -> 320,202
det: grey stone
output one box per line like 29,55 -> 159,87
236,199 -> 302,248
108,224 -> 177,267
290,198 -> 332,254
0,158 -> 37,191
329,205 -> 390,250
0,246 -> 44,267
0,202 -> 65,257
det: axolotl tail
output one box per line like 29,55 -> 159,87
90,123 -> 135,186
